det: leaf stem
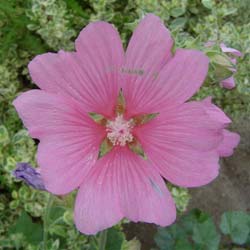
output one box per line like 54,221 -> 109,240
43,193 -> 54,250
98,229 -> 108,250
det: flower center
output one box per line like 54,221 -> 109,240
88,89 -> 159,159
106,115 -> 134,146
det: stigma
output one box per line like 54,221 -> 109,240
106,115 -> 134,146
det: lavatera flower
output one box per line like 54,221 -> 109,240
13,14 -> 240,235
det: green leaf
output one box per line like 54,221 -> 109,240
106,227 -> 125,250
180,209 -> 210,234
220,211 -> 250,245
155,210 -> 218,250
170,7 -> 186,18
202,0 -> 214,9
49,206 -> 65,222
98,137 -> 113,159
121,238 -> 141,250
193,217 -> 220,250
128,138 -> 147,160
170,17 -> 187,30
155,224 -> 191,250
49,225 -> 67,237
131,113 -> 159,126
0,125 -> 10,146
9,211 -> 43,245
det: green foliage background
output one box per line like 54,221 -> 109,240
0,0 -> 249,249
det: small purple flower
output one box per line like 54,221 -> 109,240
13,163 -> 46,191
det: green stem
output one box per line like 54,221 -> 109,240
43,194 -> 54,250
98,230 -> 108,250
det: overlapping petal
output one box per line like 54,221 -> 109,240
28,22 -> 124,116
123,14 -> 173,115
74,147 -> 176,235
13,90 -> 105,194
125,48 -> 209,115
217,130 -> 240,157
135,100 -> 231,187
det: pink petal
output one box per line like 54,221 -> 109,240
125,49 -> 209,115
123,14 -> 173,115
28,22 -> 124,116
154,49 -> 209,110
135,100 -> 227,187
230,58 -> 237,65
118,148 -> 176,226
220,43 -> 242,57
200,97 -> 240,156
220,76 -> 235,89
74,147 -> 176,235
13,90 -> 104,194
217,129 -> 240,157
201,97 -> 231,125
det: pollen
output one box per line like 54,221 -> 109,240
106,115 -> 134,146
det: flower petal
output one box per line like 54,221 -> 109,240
28,21 -> 124,116
117,148 -> 176,226
135,100 -> 228,187
13,90 -> 104,194
13,163 -> 46,191
217,130 -> 240,157
220,76 -> 235,89
123,14 -> 173,115
125,48 -> 209,115
74,147 -> 176,235
74,151 -> 123,235
201,97 -> 231,125
220,43 -> 242,57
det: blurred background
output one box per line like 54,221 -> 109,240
0,0 -> 249,249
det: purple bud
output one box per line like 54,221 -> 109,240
13,163 -> 46,191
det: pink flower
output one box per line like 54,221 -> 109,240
13,14 -> 240,235
219,43 -> 242,89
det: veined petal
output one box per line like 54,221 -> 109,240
13,90 -> 105,194
218,130 -> 240,157
74,147 -> 176,235
125,48 -> 209,115
117,148 -> 176,225
28,22 -> 124,116
123,14 -> 173,115
135,100 -> 229,187
199,98 -> 239,156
